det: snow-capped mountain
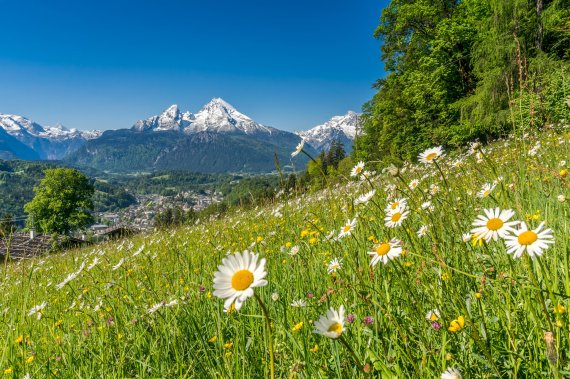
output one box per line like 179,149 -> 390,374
132,98 -> 274,136
297,111 -> 361,152
132,104 -> 193,132
0,113 -> 101,160
69,98 -> 310,173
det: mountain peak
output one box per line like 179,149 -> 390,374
199,98 -> 239,114
132,98 -> 273,136
0,112 -> 101,159
161,104 -> 180,118
210,97 -> 234,108
296,111 -> 362,152
52,123 -> 69,131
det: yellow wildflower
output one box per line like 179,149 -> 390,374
448,316 -> 465,332
292,321 -> 304,332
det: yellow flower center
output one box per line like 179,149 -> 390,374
391,212 -> 401,222
343,225 -> 351,233
231,270 -> 254,291
355,167 -> 362,173
376,243 -> 391,256
430,313 -> 438,321
483,190 -> 490,197
486,218 -> 504,231
391,202 -> 399,210
518,230 -> 538,245
425,152 -> 437,161
328,322 -> 343,334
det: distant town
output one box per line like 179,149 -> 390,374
92,189 -> 224,233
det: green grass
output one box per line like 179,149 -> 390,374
1,129 -> 570,378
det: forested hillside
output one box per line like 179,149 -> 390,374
357,0 -> 570,162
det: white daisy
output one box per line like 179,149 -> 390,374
417,225 -> 428,238
441,367 -> 461,379
430,184 -> 440,195
27,302 -> 47,320
384,206 -> 409,228
313,305 -> 345,339
359,170 -> 373,181
418,146 -> 445,164
289,245 -> 300,256
468,141 -> 481,155
476,183 -> 496,198
425,309 -> 440,322
327,258 -> 342,274
212,250 -> 268,311
338,218 -> 357,238
148,301 -> 166,314
504,222 -> 555,259
290,299 -> 307,307
350,161 -> 365,177
470,208 -> 519,242
355,190 -> 376,205
112,258 -> 124,271
409,179 -> 420,190
368,239 -> 402,266
385,197 -> 407,212
55,261 -> 85,290
291,139 -> 305,157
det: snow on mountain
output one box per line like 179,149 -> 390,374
132,104 -> 194,132
0,114 -> 44,136
0,113 -> 101,159
0,114 -> 101,141
297,111 -> 361,152
132,98 -> 274,136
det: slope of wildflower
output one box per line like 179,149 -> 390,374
1,130 -> 570,378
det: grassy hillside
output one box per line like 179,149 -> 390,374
1,128 -> 569,378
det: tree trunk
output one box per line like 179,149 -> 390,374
536,0 -> 543,51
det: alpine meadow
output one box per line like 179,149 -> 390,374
0,0 -> 570,379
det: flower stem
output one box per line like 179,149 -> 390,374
524,256 -> 554,331
433,160 -> 450,189
254,293 -> 275,379
338,335 -> 366,374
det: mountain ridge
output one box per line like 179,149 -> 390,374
296,111 -> 361,152
0,99 -> 358,172
0,113 -> 101,160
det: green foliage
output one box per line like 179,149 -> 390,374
358,0 -> 570,163
302,140 -> 351,188
219,176 -> 280,206
66,129 -> 310,173
155,207 -> 196,229
24,168 -> 95,235
0,214 -> 16,237
0,131 -> 569,377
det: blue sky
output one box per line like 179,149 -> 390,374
0,0 -> 388,132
